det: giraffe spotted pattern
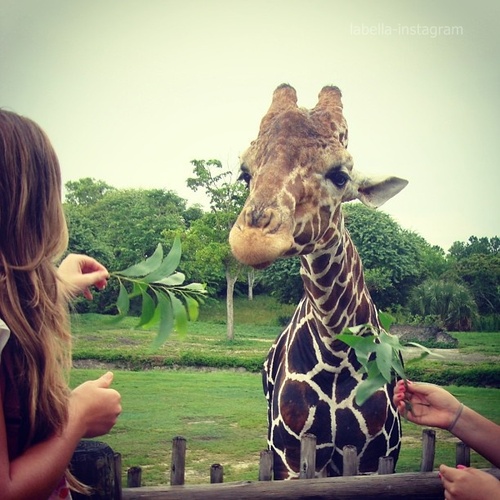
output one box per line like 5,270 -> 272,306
229,84 -> 407,479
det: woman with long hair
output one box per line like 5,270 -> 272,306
0,109 -> 121,499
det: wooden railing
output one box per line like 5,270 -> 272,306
70,430 -> 500,499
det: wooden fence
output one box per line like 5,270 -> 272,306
70,430 -> 500,499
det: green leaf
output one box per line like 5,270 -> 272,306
355,370 -> 388,406
352,336 -> 377,367
379,330 -> 403,349
155,272 -> 185,286
151,292 -> 174,348
116,281 -> 130,316
184,295 -> 200,321
136,288 -> 156,327
336,333 -> 366,348
144,237 -> 182,283
129,281 -> 146,299
115,244 -> 164,277
391,352 -> 406,380
140,298 -> 161,329
337,332 -> 378,369
168,291 -> 188,336
379,311 -> 395,332
181,282 -> 206,292
406,341 -> 444,357
374,341 -> 393,383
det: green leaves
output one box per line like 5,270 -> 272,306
337,314 -> 440,406
110,237 -> 206,346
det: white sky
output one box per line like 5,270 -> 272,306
1,0 -> 499,252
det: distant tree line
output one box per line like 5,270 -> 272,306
63,163 -> 499,332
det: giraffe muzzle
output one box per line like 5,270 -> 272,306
229,220 -> 294,268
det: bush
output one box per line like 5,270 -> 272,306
405,363 -> 500,388
473,314 -> 500,332
407,279 -> 478,331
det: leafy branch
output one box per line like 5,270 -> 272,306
337,312 -> 440,406
109,237 -> 207,347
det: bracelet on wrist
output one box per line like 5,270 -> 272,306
447,403 -> 465,432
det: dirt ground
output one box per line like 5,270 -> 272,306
402,347 -> 500,365
73,347 -> 500,371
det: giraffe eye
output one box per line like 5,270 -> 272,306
238,170 -> 252,187
326,169 -> 350,188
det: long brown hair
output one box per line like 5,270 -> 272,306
0,110 -> 82,489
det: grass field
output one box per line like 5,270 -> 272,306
69,296 -> 500,486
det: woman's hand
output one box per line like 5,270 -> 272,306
393,380 -> 462,429
69,372 -> 121,438
58,254 -> 109,299
440,464 -> 500,500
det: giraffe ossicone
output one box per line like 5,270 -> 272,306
229,84 -> 408,479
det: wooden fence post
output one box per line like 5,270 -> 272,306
299,433 -> 317,479
456,441 -> 471,467
378,456 -> 394,475
420,429 -> 436,472
127,467 -> 142,488
258,450 -> 273,481
170,436 -> 187,486
210,464 -> 224,483
342,445 -> 358,476
70,440 -> 117,499
114,453 -> 122,500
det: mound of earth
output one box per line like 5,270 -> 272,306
391,324 -> 458,347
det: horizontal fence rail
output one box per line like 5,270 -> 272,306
70,431 -> 500,500
121,470 -> 500,500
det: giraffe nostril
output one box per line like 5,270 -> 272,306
246,206 -> 275,229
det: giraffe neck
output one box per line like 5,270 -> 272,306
300,225 -> 379,336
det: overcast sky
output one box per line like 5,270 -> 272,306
1,0 -> 499,252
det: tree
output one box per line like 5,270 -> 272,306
343,204 -> 425,309
447,235 -> 499,327
449,236 -> 500,259
407,279 -> 478,331
85,188 -> 188,270
186,159 -> 247,340
262,258 -> 302,304
64,181 -> 194,313
454,254 -> 500,315
65,177 -> 115,205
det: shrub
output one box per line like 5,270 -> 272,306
407,279 -> 478,331
405,363 -> 500,388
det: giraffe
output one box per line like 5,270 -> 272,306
229,84 -> 408,479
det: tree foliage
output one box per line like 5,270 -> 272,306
184,159 -> 248,339
344,203 -> 432,309
64,179 -> 200,313
65,177 -> 115,205
447,236 -> 500,322
448,235 -> 500,260
407,279 -> 478,331
62,177 -> 498,332
262,258 -> 302,304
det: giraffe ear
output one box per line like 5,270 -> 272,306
355,175 -> 409,208
268,84 -> 298,113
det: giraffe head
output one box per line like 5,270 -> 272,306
229,84 -> 408,269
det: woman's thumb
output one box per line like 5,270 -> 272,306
96,371 -> 114,387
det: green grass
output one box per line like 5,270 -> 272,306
70,369 -> 267,486
69,296 -> 500,485
70,296 -> 295,371
451,331 -> 500,355
70,369 -> 500,486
